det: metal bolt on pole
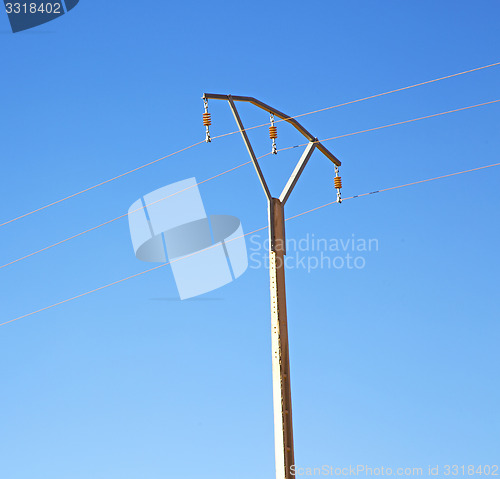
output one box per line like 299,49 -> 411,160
202,93 -> 341,479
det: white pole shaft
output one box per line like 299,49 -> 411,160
269,198 -> 294,479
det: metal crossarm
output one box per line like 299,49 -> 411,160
203,93 -> 341,167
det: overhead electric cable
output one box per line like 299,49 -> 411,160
276,99 -> 500,152
0,225 -> 268,328
0,141 -> 206,228
285,162 -> 500,221
2,61 -> 499,228
210,60 -> 500,140
1,98 -> 498,270
0,158 -> 257,270
2,161 -> 499,328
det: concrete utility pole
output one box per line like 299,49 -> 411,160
202,93 -> 341,479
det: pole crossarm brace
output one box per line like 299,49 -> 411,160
203,93 -> 341,167
226,96 -> 272,200
279,142 -> 316,205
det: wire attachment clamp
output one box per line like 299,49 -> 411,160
203,98 -> 212,143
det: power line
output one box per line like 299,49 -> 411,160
1,98 -> 498,271
285,162 -> 500,221
2,61 -> 499,229
210,60 -> 500,140
0,262 -> 169,328
0,141 -> 206,228
0,158 -> 258,270
278,99 -> 500,152
2,161 -> 498,328
0,225 -> 268,328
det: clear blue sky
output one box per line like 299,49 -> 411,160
1,1 -> 499,478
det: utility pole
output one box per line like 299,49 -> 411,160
202,94 -> 342,479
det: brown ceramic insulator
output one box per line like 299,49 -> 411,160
203,112 -> 212,126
